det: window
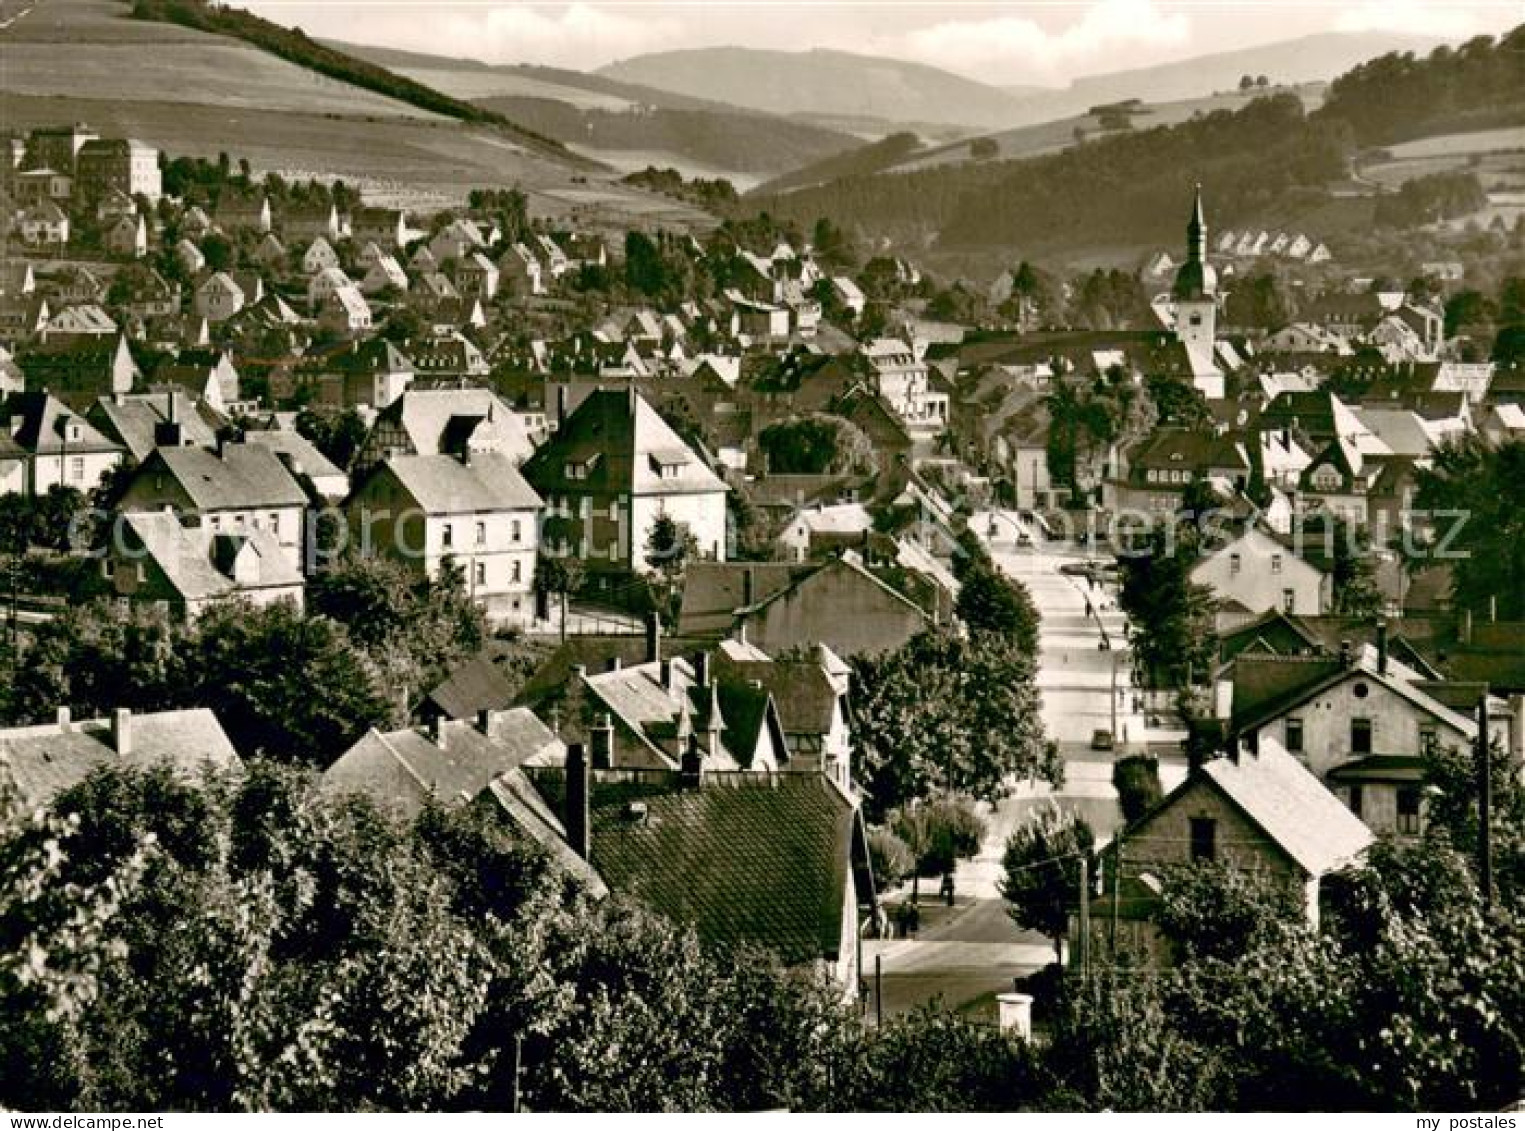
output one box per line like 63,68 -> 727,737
473,561 -> 486,586
442,523 -> 453,548
511,560 -> 522,583
1190,817 -> 1217,862
269,513 -> 280,537
1229,553 -> 1242,575
511,519 -> 522,544
1397,787 -> 1421,834
1271,553 -> 1283,574
1286,717 -> 1304,753
475,521 -> 486,546
1283,588 -> 1296,613
1351,717 -> 1373,755
1349,785 -> 1364,819
69,456 -> 84,483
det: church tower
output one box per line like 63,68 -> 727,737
1171,185 -> 1224,398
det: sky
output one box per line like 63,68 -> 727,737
241,0 -> 1521,86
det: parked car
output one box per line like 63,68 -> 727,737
1091,729 -> 1115,751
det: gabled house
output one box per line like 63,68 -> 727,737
174,238 -> 205,275
282,202 -> 340,243
350,206 -> 408,250
1190,525 -> 1330,623
107,509 -> 305,619
354,386 -> 532,474
324,708 -> 564,820
714,645 -> 853,786
679,555 -> 935,660
155,347 -> 240,412
455,251 -> 499,300
87,390 -> 221,463
522,388 -> 728,575
0,391 -> 124,496
0,707 -> 240,811
360,255 -> 408,296
498,242 -> 543,296
1226,640 -> 1482,838
301,236 -> 339,275
306,266 -> 354,313
116,442 -> 309,571
294,338 -> 415,412
240,427 -> 349,499
193,272 -> 246,323
345,451 -> 541,625
252,232 -> 287,270
318,286 -> 372,337
520,756 -> 872,989
41,303 -> 117,344
428,218 -> 485,264
1097,744 -> 1373,965
19,201 -> 69,246
105,213 -> 148,258
1107,428 -> 1251,514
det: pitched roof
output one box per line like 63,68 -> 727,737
373,451 -> 541,514
1194,746 -> 1374,875
3,391 -> 121,454
0,708 -> 241,810
120,510 -> 302,603
323,709 -> 563,821
135,443 -> 308,510
239,428 -> 345,484
424,654 -> 520,720
526,768 -> 859,963
522,388 -> 726,498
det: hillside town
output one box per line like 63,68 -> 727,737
2,91 -> 1523,1114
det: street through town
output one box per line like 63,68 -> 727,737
863,515 -> 1187,1020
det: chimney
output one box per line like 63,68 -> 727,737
644,609 -> 662,664
565,742 -> 590,859
695,651 -> 711,689
556,384 -> 568,427
111,707 -> 132,755
680,732 -> 704,789
659,658 -> 674,691
1213,677 -> 1234,721
607,656 -> 622,673
477,708 -> 494,738
1376,620 -> 1388,675
742,566 -> 755,607
56,706 -> 71,731
591,712 -> 615,769
1338,638 -> 1354,667
571,663 -> 588,682
429,714 -> 447,749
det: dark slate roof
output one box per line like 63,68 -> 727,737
88,391 -> 220,462
425,654 -> 520,720
527,768 -> 858,963
715,656 -> 839,736
3,391 -> 121,455
1229,653 -> 1346,730
679,562 -> 817,638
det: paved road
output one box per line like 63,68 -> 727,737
868,520 -> 1187,1019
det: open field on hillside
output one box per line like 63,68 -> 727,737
0,92 -> 711,229
384,65 -> 635,112
893,85 -> 1327,174
0,0 -> 437,117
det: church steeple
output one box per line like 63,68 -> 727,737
1172,183 -> 1217,301
1187,182 -> 1206,264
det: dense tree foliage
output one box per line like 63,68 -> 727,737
1000,803 -> 1096,962
758,413 -> 877,476
1116,509 -> 1218,689
852,629 -> 1059,816
1414,437 -> 1525,620
952,529 -> 1040,653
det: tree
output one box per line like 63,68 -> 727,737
758,414 -> 877,476
1326,518 -> 1385,618
1111,754 -> 1162,826
888,794 -> 986,901
1154,860 -> 1302,961
954,563 -> 1040,652
201,231 -> 235,272
644,513 -> 698,629
1414,437 -> 1525,620
1116,519 -> 1217,688
867,826 -> 914,889
295,408 -> 367,470
852,630 -> 1059,815
534,552 -> 585,641
1000,803 -> 1095,962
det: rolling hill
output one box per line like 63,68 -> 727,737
0,0 -> 712,227
328,40 -> 862,184
1002,31 -> 1446,127
598,47 -> 1030,130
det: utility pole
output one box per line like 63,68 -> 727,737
1477,693 -> 1493,911
1111,841 -> 1123,956
1078,856 -> 1091,986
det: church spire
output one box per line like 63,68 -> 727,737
1187,182 -> 1206,265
